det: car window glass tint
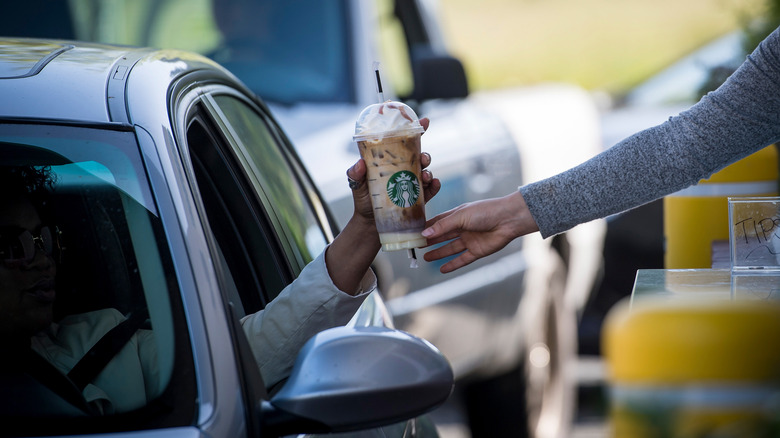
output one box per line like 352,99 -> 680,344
206,0 -> 353,104
210,95 -> 328,274
0,124 -> 195,434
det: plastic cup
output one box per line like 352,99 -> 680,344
354,101 -> 426,251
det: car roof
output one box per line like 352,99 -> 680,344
0,38 -> 232,124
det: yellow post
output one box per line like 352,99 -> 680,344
664,145 -> 778,268
603,298 -> 780,437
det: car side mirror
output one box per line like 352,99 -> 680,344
409,47 -> 469,101
260,326 -> 453,436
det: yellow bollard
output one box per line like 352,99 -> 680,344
664,145 -> 778,268
603,298 -> 780,438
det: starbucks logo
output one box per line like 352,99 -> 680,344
387,170 -> 421,208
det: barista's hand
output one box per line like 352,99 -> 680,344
347,118 -> 439,226
422,191 -> 538,273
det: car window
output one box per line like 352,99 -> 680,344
0,123 -> 195,435
181,90 -> 330,308
624,31 -> 745,107
24,0 -> 354,105
206,94 -> 330,272
205,0 -> 354,104
185,111 -> 287,312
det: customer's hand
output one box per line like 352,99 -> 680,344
329,118 -> 439,294
422,191 -> 538,273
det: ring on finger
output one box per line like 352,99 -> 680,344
347,172 -> 362,190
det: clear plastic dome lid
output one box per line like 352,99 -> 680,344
353,101 -> 424,141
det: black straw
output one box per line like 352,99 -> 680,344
374,69 -> 383,94
373,62 -> 385,102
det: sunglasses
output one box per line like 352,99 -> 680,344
0,225 -> 61,266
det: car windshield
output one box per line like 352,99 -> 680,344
0,123 -> 194,434
8,0 -> 353,105
624,31 -> 745,107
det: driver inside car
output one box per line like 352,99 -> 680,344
0,144 -> 440,414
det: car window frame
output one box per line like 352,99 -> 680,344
199,86 -> 335,273
173,101 -> 285,314
186,110 -> 282,310
170,76 -> 336,302
200,92 -> 303,277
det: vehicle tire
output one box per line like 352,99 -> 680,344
523,256 -> 578,438
463,244 -> 577,438
463,359 -> 529,437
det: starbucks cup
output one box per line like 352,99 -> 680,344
354,101 -> 426,251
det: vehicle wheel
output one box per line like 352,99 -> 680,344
463,244 -> 577,438
523,263 -> 577,438
463,359 -> 529,437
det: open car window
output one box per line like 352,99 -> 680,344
0,123 -> 196,435
206,93 -> 330,269
181,89 -> 330,310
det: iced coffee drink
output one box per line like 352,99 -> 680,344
354,101 -> 426,251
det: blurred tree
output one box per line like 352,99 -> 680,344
699,0 -> 780,96
743,0 -> 780,52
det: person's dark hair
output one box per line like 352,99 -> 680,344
0,165 -> 55,194
0,165 -> 57,220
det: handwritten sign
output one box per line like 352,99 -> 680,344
729,196 -> 780,270
731,272 -> 780,298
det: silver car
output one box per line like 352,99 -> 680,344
0,38 -> 452,437
9,1 -> 597,435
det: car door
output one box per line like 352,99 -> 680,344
168,83 -> 336,438
171,81 -> 436,437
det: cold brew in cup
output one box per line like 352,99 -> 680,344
354,101 -> 426,251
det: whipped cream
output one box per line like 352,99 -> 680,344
354,101 -> 424,141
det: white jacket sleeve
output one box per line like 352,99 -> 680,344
240,247 -> 377,388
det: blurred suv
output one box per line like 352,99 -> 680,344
4,1 -> 607,436
0,38 -> 452,437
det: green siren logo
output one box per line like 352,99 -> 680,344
387,170 -> 421,208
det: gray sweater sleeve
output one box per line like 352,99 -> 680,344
520,26 -> 780,238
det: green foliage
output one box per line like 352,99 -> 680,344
697,0 -> 780,97
744,0 -> 780,52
